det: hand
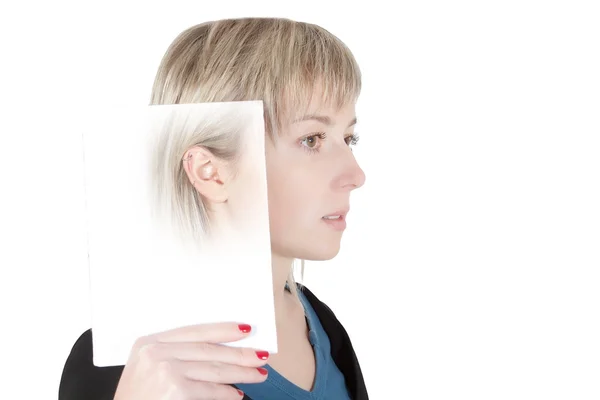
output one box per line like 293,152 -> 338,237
113,322 -> 269,400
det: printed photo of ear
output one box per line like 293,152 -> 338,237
80,100 -> 276,367
146,101 -> 270,258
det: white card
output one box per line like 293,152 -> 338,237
81,101 -> 277,367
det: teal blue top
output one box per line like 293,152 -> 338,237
235,287 -> 351,399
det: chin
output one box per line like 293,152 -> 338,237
272,230 -> 344,261
299,242 -> 342,261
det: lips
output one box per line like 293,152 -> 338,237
321,209 -> 349,231
321,209 -> 349,220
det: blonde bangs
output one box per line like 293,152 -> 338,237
150,18 -> 361,140
280,22 -> 362,125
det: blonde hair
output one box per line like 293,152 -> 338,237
149,17 -> 362,298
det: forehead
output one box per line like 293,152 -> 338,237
292,108 -> 357,127
278,80 -> 358,137
290,99 -> 356,127
295,80 -> 354,111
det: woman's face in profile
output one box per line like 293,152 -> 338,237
264,96 -> 366,261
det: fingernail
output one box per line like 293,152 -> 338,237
237,389 -> 244,396
238,324 -> 252,333
257,367 -> 268,375
255,350 -> 269,360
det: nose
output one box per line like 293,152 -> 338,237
335,150 -> 366,191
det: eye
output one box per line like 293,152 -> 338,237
300,132 -> 327,153
345,133 -> 360,148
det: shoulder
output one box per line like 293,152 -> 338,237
58,328 -> 124,400
297,284 -> 354,359
298,285 -> 344,332
299,284 -> 370,399
298,284 -> 332,314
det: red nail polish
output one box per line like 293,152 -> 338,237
237,389 -> 244,396
255,350 -> 269,360
238,324 -> 252,333
257,367 -> 268,375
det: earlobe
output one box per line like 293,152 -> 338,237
182,148 -> 228,203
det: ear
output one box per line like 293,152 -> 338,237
181,146 -> 230,203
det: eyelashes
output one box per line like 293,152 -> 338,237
299,132 -> 360,154
346,133 -> 360,147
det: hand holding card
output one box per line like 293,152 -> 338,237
113,322 -> 267,400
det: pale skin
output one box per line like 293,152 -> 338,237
113,92 -> 366,400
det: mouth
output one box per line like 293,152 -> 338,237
322,209 -> 348,219
321,210 -> 349,231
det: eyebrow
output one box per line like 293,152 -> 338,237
293,114 -> 357,128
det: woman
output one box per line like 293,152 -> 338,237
59,17 -> 369,400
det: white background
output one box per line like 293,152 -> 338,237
1,1 -> 599,399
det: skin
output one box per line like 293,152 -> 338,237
267,95 -> 366,305
261,94 -> 365,390
115,90 -> 365,399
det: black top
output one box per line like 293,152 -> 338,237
58,285 -> 369,399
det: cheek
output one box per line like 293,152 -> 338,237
266,165 -> 310,230
267,169 -> 292,218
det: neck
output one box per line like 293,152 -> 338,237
271,253 -> 298,313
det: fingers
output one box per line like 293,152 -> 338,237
139,341 -> 269,367
151,322 -> 253,344
124,322 -> 266,399
175,359 -> 269,384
